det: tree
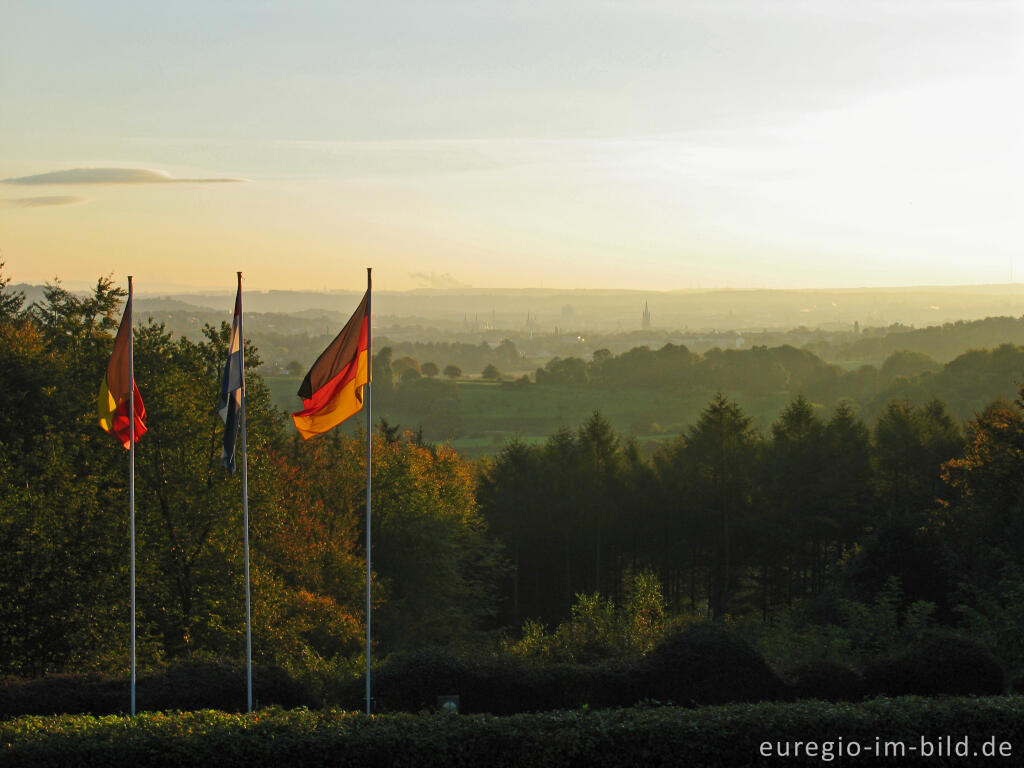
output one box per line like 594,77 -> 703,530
939,393 -> 1024,674
129,320 -> 285,661
268,431 -> 375,670
942,394 -> 1024,589
421,362 -> 439,377
843,398 -> 964,606
874,398 -> 963,524
822,402 -> 873,553
370,435 -> 507,652
478,438 -> 542,626
0,277 -> 133,673
880,350 -> 941,382
759,397 -> 828,608
576,412 -> 624,597
482,364 -> 501,381
0,262 -> 25,320
536,356 -> 588,386
679,394 -> 761,619
372,347 -> 394,392
286,360 -> 304,376
391,355 -> 420,379
443,364 -> 462,379
496,339 -> 519,368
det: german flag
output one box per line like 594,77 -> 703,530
98,292 -> 146,448
292,289 -> 370,439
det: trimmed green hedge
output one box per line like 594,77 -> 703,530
336,624 -> 785,714
2,697 -> 1022,767
787,660 -> 864,702
335,651 -> 643,714
0,662 -> 318,718
862,632 -> 1005,697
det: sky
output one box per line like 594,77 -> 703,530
1,0 -> 1021,294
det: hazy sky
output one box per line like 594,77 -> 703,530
1,0 -> 1021,293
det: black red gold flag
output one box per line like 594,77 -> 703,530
291,290 -> 370,439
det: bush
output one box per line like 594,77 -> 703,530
335,651 -> 603,714
787,661 -> 864,701
504,573 -> 668,665
352,626 -> 784,715
137,661 -> 319,712
334,650 -> 644,714
863,631 -> 1004,697
0,662 -> 318,717
359,650 -> 472,713
641,622 -> 785,705
0,673 -> 125,719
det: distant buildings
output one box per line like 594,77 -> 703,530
642,300 -> 652,330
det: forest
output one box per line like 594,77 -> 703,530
354,329 -> 1024,458
3,270 -> 1024,705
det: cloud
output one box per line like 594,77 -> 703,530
409,272 -> 473,289
2,168 -> 244,185
5,195 -> 88,208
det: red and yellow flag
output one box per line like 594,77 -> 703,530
97,294 -> 146,448
292,290 -> 370,439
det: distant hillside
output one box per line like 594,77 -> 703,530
153,284 -> 1023,333
13,281 -> 1024,334
810,316 -> 1024,364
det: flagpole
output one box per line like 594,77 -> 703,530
238,271 -> 253,713
365,266 -> 372,716
128,275 -> 136,717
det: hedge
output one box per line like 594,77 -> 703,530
2,697 -> 1022,768
862,631 -> 1005,697
0,662 -> 318,718
787,660 -> 864,702
336,624 -> 785,714
334,652 -> 642,714
3,626 -> 1007,719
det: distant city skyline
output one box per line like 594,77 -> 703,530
2,1 -> 1021,294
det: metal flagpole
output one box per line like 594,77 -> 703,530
128,275 -> 137,717
238,271 -> 253,713
365,267 -> 372,716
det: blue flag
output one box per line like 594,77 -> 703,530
219,284 -> 243,474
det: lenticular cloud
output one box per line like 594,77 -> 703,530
2,168 -> 243,185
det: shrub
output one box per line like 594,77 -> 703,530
787,660 -> 864,701
335,650 -> 642,714
356,625 -> 784,714
0,673 -> 125,718
137,661 -> 319,712
0,662 -> 318,717
863,631 -> 1004,697
641,622 -> 785,705
360,650 -> 472,713
504,572 -> 668,665
335,651 -> 602,714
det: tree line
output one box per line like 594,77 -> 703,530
531,341 -> 1024,421
0,270 -> 500,677
477,392 -> 1024,676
